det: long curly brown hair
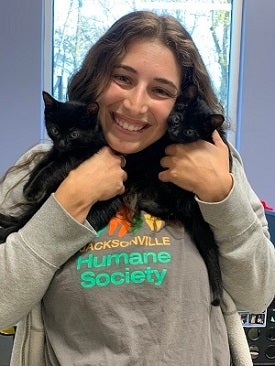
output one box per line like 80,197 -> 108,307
68,10 -> 223,114
1,11 -> 224,208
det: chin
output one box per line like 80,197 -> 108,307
108,141 -> 146,155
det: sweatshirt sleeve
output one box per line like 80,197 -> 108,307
0,146 -> 97,329
196,144 -> 275,313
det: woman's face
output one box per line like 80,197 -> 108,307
97,39 -> 181,154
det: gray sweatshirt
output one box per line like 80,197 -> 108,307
0,143 -> 274,366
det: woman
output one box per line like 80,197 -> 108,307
0,11 -> 274,366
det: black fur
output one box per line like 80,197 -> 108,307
0,86 -> 231,307
127,84 -> 232,306
0,91 -> 122,241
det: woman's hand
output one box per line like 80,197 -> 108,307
54,147 -> 127,223
158,130 -> 233,202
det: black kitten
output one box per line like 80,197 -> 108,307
0,92 -> 122,242
135,84 -> 232,306
168,84 -> 227,144
0,87 -> 230,306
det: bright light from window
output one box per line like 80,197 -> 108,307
52,0 -> 232,114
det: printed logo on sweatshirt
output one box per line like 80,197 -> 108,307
80,208 -> 169,252
76,251 -> 170,288
76,207 -> 172,289
95,206 -> 164,238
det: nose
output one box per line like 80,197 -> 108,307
123,85 -> 149,115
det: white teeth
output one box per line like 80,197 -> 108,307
116,117 -> 144,132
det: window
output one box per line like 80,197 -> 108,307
44,0 -> 243,144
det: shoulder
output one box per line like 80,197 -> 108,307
228,142 -> 243,166
228,142 -> 249,181
0,143 -> 52,213
15,143 -> 52,165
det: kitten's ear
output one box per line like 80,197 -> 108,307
87,102 -> 99,115
211,114 -> 225,129
178,84 -> 198,105
42,91 -> 57,107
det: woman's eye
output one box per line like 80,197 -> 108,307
112,74 -> 131,85
153,87 -> 175,99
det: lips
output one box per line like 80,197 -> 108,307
112,112 -> 149,133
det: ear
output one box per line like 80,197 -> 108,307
42,91 -> 57,107
87,102 -> 99,115
179,84 -> 198,105
211,114 -> 224,129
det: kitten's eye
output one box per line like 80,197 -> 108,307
70,130 -> 80,139
173,115 -> 181,124
50,126 -> 59,136
186,129 -> 195,137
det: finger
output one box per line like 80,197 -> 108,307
158,170 -> 170,182
119,177 -> 127,194
112,150 -> 127,168
212,130 -> 224,146
122,171 -> 128,182
164,143 -> 178,156
160,156 -> 170,169
97,145 -> 112,155
120,155 -> 126,168
119,185 -> 126,195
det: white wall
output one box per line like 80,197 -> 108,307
0,0 -> 44,176
237,0 -> 275,209
1,0 -> 275,211
0,0 -> 44,362
0,0 -> 275,363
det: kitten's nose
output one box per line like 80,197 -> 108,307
58,140 -> 67,150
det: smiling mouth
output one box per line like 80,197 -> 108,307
113,113 -> 149,132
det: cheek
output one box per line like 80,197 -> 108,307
149,109 -> 170,142
155,103 -> 175,129
97,88 -> 116,125
97,83 -> 123,107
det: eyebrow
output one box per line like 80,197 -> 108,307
115,64 -> 179,94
